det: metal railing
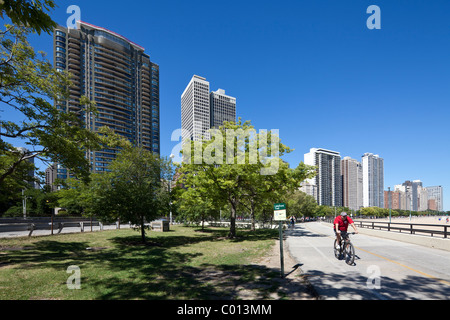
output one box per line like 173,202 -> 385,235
0,218 -> 126,237
324,218 -> 449,239
356,220 -> 449,239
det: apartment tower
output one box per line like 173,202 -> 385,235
341,157 -> 363,211
210,89 -> 236,128
362,153 -> 384,208
425,186 -> 444,212
181,75 -> 236,141
53,21 -> 160,176
304,148 -> 342,207
181,75 -> 211,141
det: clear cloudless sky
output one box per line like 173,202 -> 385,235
2,0 -> 450,210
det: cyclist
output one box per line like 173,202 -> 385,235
334,212 -> 358,246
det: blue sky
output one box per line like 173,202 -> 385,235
2,0 -> 450,210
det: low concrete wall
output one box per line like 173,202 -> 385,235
322,222 -> 450,252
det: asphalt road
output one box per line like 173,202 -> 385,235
286,222 -> 450,300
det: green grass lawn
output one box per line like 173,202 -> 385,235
0,225 -> 281,300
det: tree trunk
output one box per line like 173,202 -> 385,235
250,199 -> 256,231
140,215 -> 146,243
228,201 -> 237,238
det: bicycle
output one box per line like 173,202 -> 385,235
334,232 -> 356,265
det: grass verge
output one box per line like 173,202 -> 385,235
0,225 -> 288,300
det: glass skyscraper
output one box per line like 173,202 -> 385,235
53,21 -> 159,178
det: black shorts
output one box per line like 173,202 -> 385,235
334,230 -> 348,236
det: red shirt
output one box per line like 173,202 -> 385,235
333,216 -> 354,231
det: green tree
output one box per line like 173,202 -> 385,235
285,190 -> 318,218
81,147 -> 174,243
0,148 -> 36,215
176,185 -> 220,231
0,0 -> 57,35
56,178 -> 86,216
0,24 -> 116,185
178,119 -> 316,238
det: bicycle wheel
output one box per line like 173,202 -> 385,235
343,242 -> 355,265
334,240 -> 341,259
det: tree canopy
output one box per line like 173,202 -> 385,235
59,147 -> 175,243
177,119 -> 316,238
0,0 -> 57,35
0,24 -> 119,185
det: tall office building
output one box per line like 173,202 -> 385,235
45,164 -> 57,192
304,148 -> 342,207
181,75 -> 211,141
341,157 -> 363,211
362,153 -> 384,208
181,75 -> 236,141
425,186 -> 444,212
53,21 -> 160,175
384,190 -> 401,210
401,180 -> 422,212
210,89 -> 236,128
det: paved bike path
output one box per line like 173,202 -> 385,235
286,222 -> 450,300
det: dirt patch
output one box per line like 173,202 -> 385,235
250,239 -> 319,300
0,246 -> 33,251
191,240 -> 319,300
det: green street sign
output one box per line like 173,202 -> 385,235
273,203 -> 286,278
274,203 -> 286,211
274,203 -> 287,221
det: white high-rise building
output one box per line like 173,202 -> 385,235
425,186 -> 444,212
362,153 -> 384,208
341,157 -> 363,211
210,89 -> 236,128
181,75 -> 211,141
304,148 -> 342,207
418,184 -> 428,212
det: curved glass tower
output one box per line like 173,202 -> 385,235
53,21 -> 159,177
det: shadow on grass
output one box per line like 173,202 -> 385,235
89,228 -> 292,300
89,260 -> 296,300
0,227 -> 295,300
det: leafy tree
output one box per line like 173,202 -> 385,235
56,178 -> 86,216
175,185 -> 220,230
0,0 -> 57,35
0,24 -> 118,184
0,148 -> 36,215
178,119 -> 316,238
79,147 -> 174,243
4,184 -> 57,217
285,190 -> 318,219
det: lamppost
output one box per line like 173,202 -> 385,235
22,189 -> 27,219
388,187 -> 392,224
409,193 -> 412,222
169,154 -> 175,225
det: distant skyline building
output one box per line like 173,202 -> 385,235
384,189 -> 401,210
341,156 -> 363,211
362,153 -> 384,208
181,75 -> 236,142
425,186 -> 444,212
401,180 -> 422,212
304,148 -> 342,207
181,75 -> 211,142
210,89 -> 236,129
45,164 -> 57,192
53,21 -> 160,176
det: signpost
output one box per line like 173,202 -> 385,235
274,203 -> 286,278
